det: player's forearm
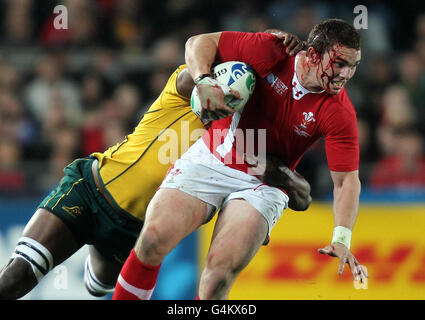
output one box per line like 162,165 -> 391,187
185,32 -> 222,80
286,171 -> 312,211
270,167 -> 311,211
261,156 -> 312,211
332,175 -> 361,230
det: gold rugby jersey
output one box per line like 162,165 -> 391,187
92,65 -> 205,221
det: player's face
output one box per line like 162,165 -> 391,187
318,44 -> 361,95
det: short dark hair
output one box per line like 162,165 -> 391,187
307,18 -> 361,57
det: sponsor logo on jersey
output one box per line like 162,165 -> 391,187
264,73 -> 288,96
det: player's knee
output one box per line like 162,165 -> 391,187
206,249 -> 245,276
138,224 -> 169,262
0,237 -> 54,300
0,258 -> 38,299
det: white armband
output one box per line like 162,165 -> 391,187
331,226 -> 352,249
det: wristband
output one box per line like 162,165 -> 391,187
194,73 -> 212,85
331,226 -> 352,249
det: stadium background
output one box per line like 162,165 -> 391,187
0,0 -> 424,299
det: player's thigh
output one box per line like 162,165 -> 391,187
21,208 -> 82,266
136,188 -> 207,253
207,199 -> 268,272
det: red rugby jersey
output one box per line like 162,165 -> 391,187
201,31 -> 359,173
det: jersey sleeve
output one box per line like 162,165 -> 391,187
217,31 -> 288,78
322,98 -> 359,172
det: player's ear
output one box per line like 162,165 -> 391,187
306,47 -> 320,65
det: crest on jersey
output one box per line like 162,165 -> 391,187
294,112 -> 316,137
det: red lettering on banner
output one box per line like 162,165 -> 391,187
264,243 -> 415,283
411,251 -> 425,282
267,244 -> 331,280
335,244 -> 414,282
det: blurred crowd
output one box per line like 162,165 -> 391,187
0,0 -> 424,199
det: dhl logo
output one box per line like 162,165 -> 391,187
239,243 -> 425,284
200,204 -> 425,298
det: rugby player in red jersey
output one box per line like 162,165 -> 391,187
113,19 -> 368,300
0,30 -> 305,300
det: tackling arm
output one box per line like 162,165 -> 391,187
176,69 -> 195,98
260,154 -> 312,211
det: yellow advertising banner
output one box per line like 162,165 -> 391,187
198,202 -> 425,299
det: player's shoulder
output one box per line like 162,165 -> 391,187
223,30 -> 277,41
254,32 -> 283,49
220,31 -> 288,75
247,32 -> 287,62
253,31 -> 279,41
222,31 -> 282,50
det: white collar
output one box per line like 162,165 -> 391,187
292,52 -> 324,100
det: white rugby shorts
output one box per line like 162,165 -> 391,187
160,139 -> 289,234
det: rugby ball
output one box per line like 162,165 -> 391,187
190,61 -> 256,121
